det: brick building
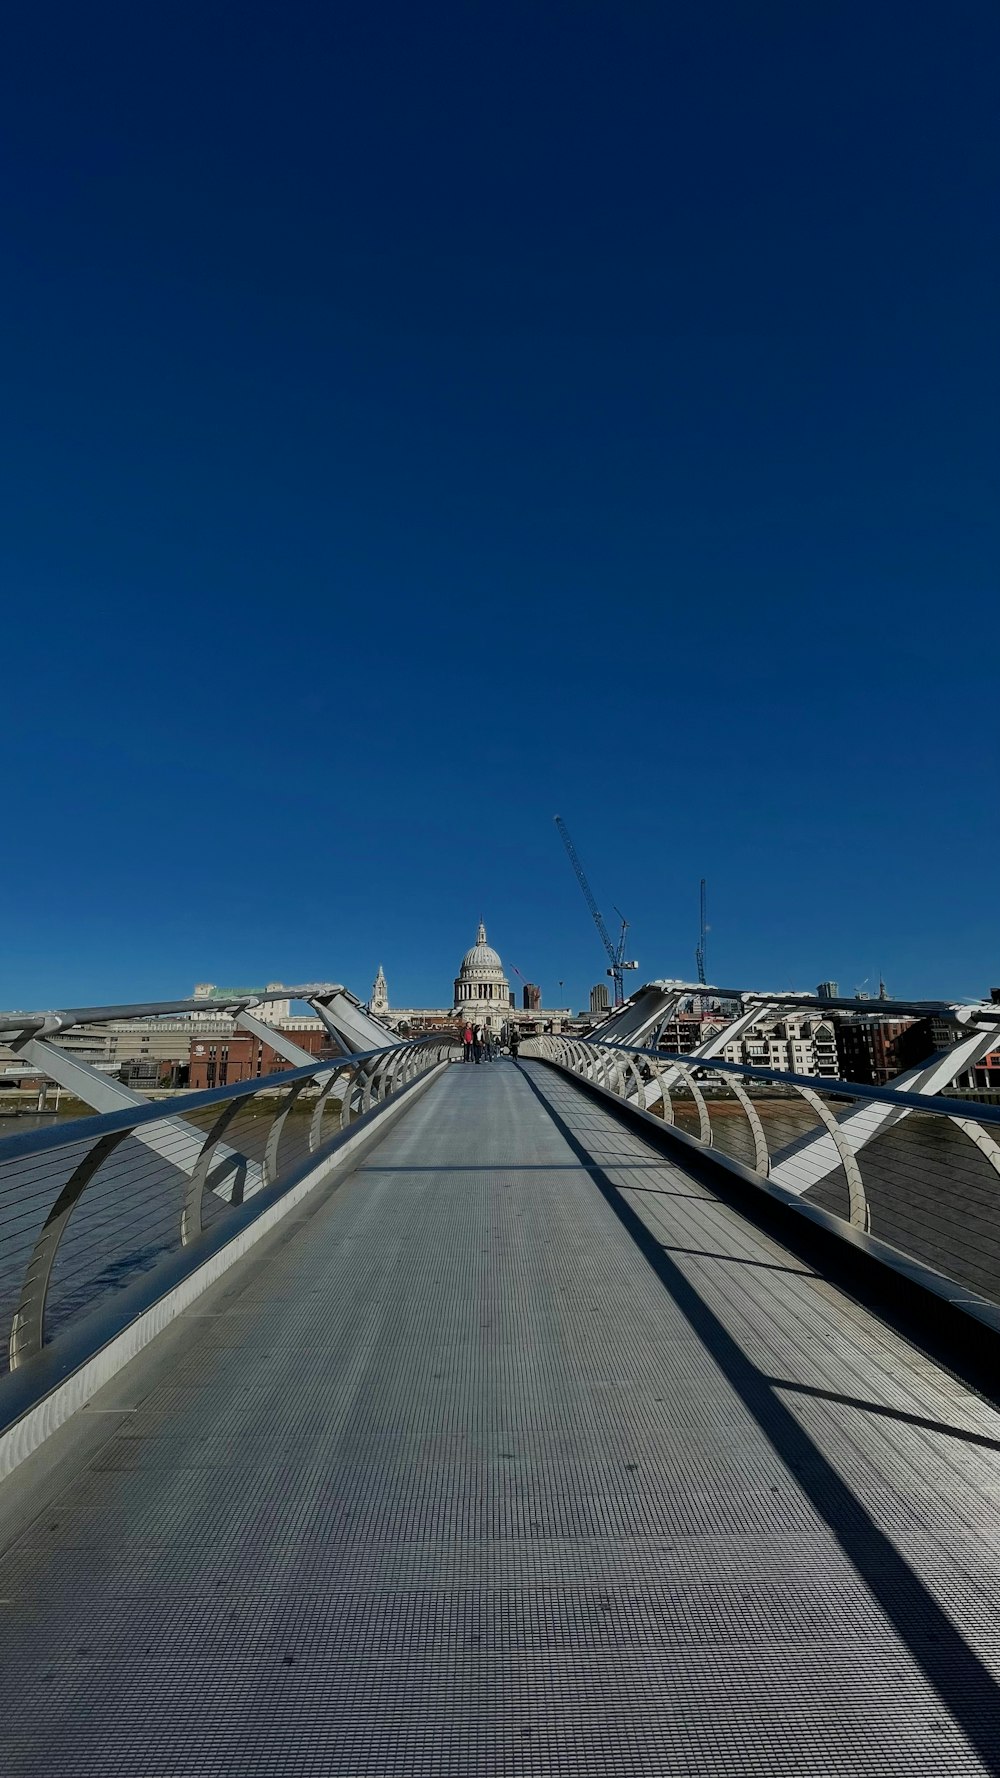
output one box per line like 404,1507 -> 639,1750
835,1017 -> 915,1087
971,1048 -> 1000,1091
188,1026 -> 335,1091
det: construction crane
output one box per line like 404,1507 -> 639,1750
695,878 -> 707,986
554,816 -> 638,1007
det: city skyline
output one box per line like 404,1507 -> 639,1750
3,883 -> 999,1017
5,920 -> 998,1024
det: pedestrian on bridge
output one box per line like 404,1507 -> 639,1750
509,1028 -> 520,1060
473,1024 -> 484,1063
462,1022 -> 473,1061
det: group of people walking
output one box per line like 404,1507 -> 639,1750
462,1022 -> 520,1063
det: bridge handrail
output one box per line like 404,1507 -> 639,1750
591,979 -> 1000,1024
594,1039 -> 1000,1126
0,1035 -> 456,1387
0,1040 -> 414,1164
525,1032 -> 1000,1307
0,983 -> 364,1038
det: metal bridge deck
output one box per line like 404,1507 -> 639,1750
1,1060 -> 1000,1774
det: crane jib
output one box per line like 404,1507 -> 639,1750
554,815 -> 636,1008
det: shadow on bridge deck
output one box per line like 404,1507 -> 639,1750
1,1058 -> 999,1774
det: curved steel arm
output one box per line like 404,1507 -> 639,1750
339,1063 -> 365,1131
381,1044 -> 411,1100
596,1045 -> 626,1096
263,1077 -> 310,1187
794,1085 -> 869,1230
668,1058 -> 713,1147
362,1051 -> 389,1114
722,1074 -> 769,1175
9,1128 -> 133,1368
643,1052 -> 673,1124
309,1063 -> 353,1153
601,1045 -> 623,1093
182,1097 -> 250,1245
621,1052 -> 647,1107
949,1114 -> 1000,1185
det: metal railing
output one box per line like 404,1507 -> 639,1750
0,983 -> 357,1036
0,1035 -> 452,1377
523,1033 -> 1000,1308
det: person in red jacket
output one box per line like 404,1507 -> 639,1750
462,1022 -> 474,1062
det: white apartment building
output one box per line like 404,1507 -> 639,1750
719,1016 -> 839,1079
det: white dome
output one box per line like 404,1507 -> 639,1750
461,941 -> 504,974
458,921 -> 504,976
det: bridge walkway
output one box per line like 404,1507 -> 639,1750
1,1060 -> 1000,1773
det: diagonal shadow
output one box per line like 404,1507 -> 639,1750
657,1244 -> 817,1278
517,1063 -> 1000,1766
763,1377 -> 1000,1456
594,1186 -> 709,1200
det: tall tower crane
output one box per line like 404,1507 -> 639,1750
554,816 -> 638,1007
695,878 -> 707,986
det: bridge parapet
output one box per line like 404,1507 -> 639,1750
523,1033 -> 1000,1314
0,1027 -> 454,1480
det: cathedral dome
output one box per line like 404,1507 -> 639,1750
454,921 -> 510,1019
460,922 -> 504,976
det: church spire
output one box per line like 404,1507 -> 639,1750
477,919 -> 487,945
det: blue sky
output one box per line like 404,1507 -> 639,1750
1,1 -> 997,1013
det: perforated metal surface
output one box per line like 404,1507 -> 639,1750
1,1060 -> 999,1772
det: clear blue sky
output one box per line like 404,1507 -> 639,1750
2,1 -> 997,1013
